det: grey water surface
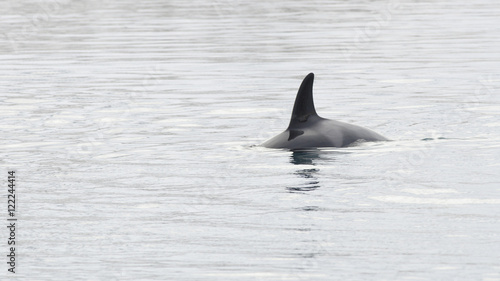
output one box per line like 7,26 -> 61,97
1,0 -> 500,280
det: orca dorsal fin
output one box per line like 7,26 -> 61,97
289,73 -> 318,126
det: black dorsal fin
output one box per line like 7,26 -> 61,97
288,73 -> 318,127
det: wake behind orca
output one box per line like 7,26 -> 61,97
262,73 -> 388,149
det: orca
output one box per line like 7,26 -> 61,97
262,73 -> 388,149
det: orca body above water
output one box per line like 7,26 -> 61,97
262,73 -> 388,150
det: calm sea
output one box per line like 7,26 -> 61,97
1,0 -> 500,280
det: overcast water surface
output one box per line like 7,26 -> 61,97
1,0 -> 500,280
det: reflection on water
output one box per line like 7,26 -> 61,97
287,150 -> 351,192
300,206 -> 320,211
287,150 -> 321,192
290,150 -> 321,165
287,168 -> 320,192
